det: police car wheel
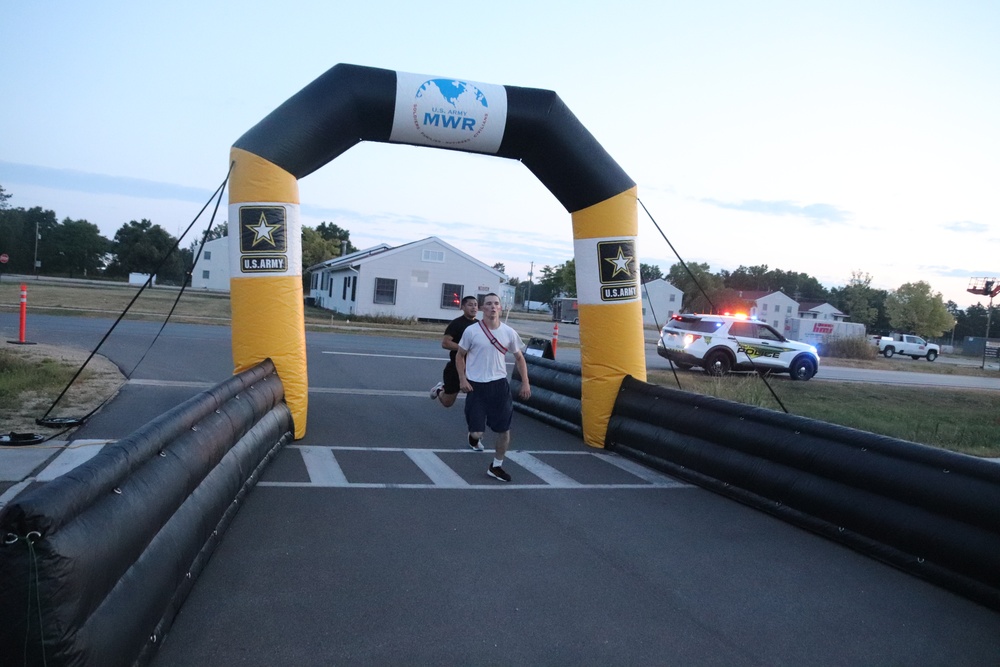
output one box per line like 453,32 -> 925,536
702,350 -> 731,376
789,356 -> 816,381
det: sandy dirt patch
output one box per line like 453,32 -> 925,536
0,340 -> 125,437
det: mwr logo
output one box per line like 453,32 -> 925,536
241,255 -> 288,273
813,323 -> 834,334
597,240 -> 638,302
240,206 -> 286,254
412,79 -> 492,146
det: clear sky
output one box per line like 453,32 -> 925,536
2,1 -> 998,308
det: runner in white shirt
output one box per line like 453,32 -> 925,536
456,293 -> 531,482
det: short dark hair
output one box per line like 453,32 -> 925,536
461,295 -> 477,306
484,292 -> 500,303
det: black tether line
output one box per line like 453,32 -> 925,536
637,197 -> 716,314
640,277 -> 683,390
637,197 -> 789,414
36,164 -> 235,430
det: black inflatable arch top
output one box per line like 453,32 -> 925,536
233,63 -> 634,214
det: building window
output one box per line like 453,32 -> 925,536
669,294 -> 676,302
374,277 -> 397,305
422,249 -> 445,263
343,277 -> 350,300
202,270 -> 210,280
441,283 -> 463,309
787,306 -> 792,314
762,303 -> 768,312
204,251 -> 212,260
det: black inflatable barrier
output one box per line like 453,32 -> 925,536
511,355 -> 582,436
0,360 -> 293,667
606,376 -> 1000,610
524,337 -> 555,360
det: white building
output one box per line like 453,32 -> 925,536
797,302 -> 849,321
307,237 -> 513,321
739,290 -> 801,332
190,237 -> 230,291
640,278 -> 684,326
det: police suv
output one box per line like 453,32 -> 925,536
656,313 -> 820,381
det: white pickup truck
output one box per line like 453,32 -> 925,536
872,333 -> 940,361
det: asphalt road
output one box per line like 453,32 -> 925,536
2,314 -> 999,665
6,312 -> 999,390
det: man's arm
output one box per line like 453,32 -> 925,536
441,334 -> 458,351
512,350 -> 531,400
456,348 -> 473,393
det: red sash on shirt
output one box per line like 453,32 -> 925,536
478,320 -> 508,354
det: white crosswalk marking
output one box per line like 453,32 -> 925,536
405,449 -> 469,488
257,446 -> 693,490
594,453 -> 689,488
505,451 -> 582,487
300,446 -> 349,486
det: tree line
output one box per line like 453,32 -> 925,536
512,257 -> 985,342
1,183 -> 989,341
0,184 -> 352,290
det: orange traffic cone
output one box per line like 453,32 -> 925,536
552,322 -> 559,357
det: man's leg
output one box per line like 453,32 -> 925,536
464,384 -> 486,451
485,380 -> 514,482
494,430 -> 510,459
435,362 -> 460,408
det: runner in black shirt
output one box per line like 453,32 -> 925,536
430,295 -> 479,409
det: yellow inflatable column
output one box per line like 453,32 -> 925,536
228,147 -> 308,439
572,187 -> 646,448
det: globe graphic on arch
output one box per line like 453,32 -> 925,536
415,79 -> 488,110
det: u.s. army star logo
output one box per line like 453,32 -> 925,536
239,206 -> 287,253
597,240 -> 638,302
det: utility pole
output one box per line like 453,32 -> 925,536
967,277 -> 1000,369
33,219 -> 40,274
526,261 -> 533,311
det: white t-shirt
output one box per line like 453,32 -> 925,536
458,321 -> 524,382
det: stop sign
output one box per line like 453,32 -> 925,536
0,253 -> 8,264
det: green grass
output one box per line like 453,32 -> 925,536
647,370 -> 1000,457
0,349 -> 78,410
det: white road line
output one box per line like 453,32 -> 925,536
322,351 -> 446,361
299,446 -> 349,486
405,450 -> 469,488
257,482 -> 682,490
594,453 -> 690,488
126,383 -> 450,398
0,479 -> 35,509
36,441 -> 108,481
306,388 -> 456,397
127,379 -> 215,388
290,447 -> 581,454
320,351 -> 513,367
505,451 -> 582,487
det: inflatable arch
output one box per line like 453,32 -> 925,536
229,63 -> 646,446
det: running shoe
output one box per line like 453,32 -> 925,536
487,465 -> 511,482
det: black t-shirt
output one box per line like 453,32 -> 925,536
444,315 -> 478,362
